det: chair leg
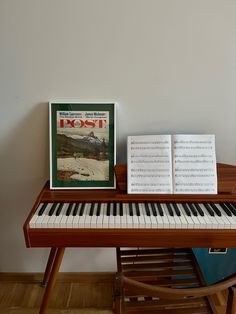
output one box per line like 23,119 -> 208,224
226,286 -> 236,314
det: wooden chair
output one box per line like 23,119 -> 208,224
114,247 -> 236,314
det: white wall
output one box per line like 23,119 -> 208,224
0,0 -> 236,272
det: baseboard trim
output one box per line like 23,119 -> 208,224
0,272 -> 115,284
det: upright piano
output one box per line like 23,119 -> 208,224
23,163 -> 236,314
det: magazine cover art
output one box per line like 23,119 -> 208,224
50,103 -> 116,189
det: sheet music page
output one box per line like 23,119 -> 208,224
127,135 -> 173,194
172,134 -> 217,194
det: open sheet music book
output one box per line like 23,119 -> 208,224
127,134 -> 217,194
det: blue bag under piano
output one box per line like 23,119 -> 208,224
193,248 -> 236,284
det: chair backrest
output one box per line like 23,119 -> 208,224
121,273 -> 236,300
115,247 -> 236,314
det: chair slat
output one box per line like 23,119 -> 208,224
121,253 -> 192,263
115,247 -> 236,314
122,261 -> 194,271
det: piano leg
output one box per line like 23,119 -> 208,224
39,247 -> 65,314
41,247 -> 58,287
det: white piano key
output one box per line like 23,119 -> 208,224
123,203 -> 133,228
152,204 -> 164,228
214,204 -> 235,229
173,212 -> 182,228
72,203 -> 83,228
131,204 -> 140,228
120,204 -> 127,228
189,211 -> 202,229
83,204 -> 92,228
176,205 -> 188,229
95,203 -> 105,228
194,204 -> 211,229
145,203 -> 157,229
177,204 -> 194,229
207,205 -> 226,229
34,203 -> 52,228
226,213 -> 236,229
109,203 -> 115,228
65,204 -> 75,228
156,204 -> 169,228
113,203 -> 122,228
51,203 -> 66,228
169,204 -> 182,228
46,203 -> 63,228
137,204 -> 146,228
47,212 -> 58,228
194,211 -> 210,229
90,203 -> 98,228
161,204 -> 176,228
102,203 -> 109,228
144,203 -> 154,228
205,204 -> 225,229
57,203 -> 69,228
29,203 -> 45,228
188,204 -> 206,228
199,204 -> 218,229
212,211 -> 227,229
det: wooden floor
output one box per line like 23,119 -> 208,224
0,273 -> 114,314
0,310 -> 112,314
0,273 -> 235,314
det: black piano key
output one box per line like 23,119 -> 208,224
38,203 -> 48,216
188,203 -> 198,216
119,203 -> 123,216
208,203 -> 221,216
166,203 -> 174,216
192,203 -> 204,216
66,203 -> 74,216
49,203 -> 58,216
56,203 -> 63,216
172,203 -> 181,216
204,203 -> 215,216
220,203 -> 232,216
129,203 -> 134,216
106,203 -> 111,216
135,203 -> 140,216
156,203 -> 164,216
182,203 -> 191,216
227,203 -> 236,216
73,203 -> 80,216
150,203 -> 157,216
79,203 -> 85,216
144,203 -> 151,216
113,203 -> 117,216
96,203 -> 101,216
89,203 -> 95,216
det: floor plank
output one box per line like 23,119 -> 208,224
0,276 -> 235,314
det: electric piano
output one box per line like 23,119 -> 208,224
24,163 -> 236,248
23,163 -> 236,314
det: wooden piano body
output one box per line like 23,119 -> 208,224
24,163 -> 236,249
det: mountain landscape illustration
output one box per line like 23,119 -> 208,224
57,131 -> 108,161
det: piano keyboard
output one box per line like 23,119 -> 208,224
29,202 -> 236,229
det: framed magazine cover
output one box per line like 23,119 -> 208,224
49,102 -> 116,189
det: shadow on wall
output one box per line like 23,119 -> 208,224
0,102 -> 50,271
